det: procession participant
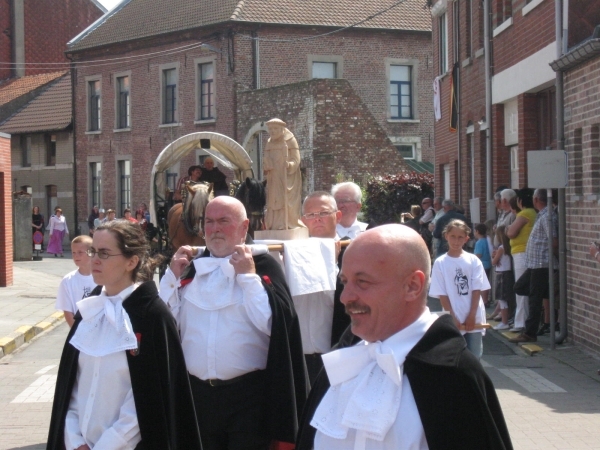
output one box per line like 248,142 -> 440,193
159,196 -> 307,450
331,182 -> 367,239
199,156 -> 229,196
47,220 -> 202,450
296,224 -> 513,450
297,191 -> 350,382
173,165 -> 202,203
48,207 -> 69,257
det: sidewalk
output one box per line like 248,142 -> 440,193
0,251 -> 75,358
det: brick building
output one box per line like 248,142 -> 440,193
64,0 -> 433,232
0,132 -> 12,286
550,21 -> 600,355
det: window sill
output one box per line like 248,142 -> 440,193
85,130 -> 102,135
159,123 -> 182,128
493,18 -> 513,37
194,119 -> 216,125
113,127 -> 131,133
522,0 -> 544,16
475,48 -> 485,58
462,57 -> 472,68
388,119 -> 420,124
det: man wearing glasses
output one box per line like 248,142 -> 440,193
298,192 -> 350,382
331,182 -> 368,239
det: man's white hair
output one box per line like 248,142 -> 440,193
500,189 -> 516,201
331,181 -> 362,203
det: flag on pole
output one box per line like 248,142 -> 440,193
449,63 -> 458,132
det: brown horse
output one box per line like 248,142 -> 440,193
167,182 -> 214,250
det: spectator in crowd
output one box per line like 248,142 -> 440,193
106,209 -> 117,222
32,206 -> 45,251
331,181 -> 368,239
433,199 -> 467,257
199,157 -> 229,196
296,224 -> 512,450
87,206 -> 99,237
506,188 -> 536,333
93,208 -> 106,231
491,225 -> 514,330
509,189 -> 558,343
474,223 -> 492,306
123,208 -> 138,224
48,207 -> 69,258
428,196 -> 445,257
401,205 -> 423,232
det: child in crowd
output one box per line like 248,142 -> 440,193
429,219 -> 490,358
54,235 -> 96,327
490,225 -> 514,330
474,223 -> 492,306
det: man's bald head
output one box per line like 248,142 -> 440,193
206,196 -> 247,221
340,224 -> 431,342
205,196 -> 249,257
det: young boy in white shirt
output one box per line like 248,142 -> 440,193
55,235 -> 96,327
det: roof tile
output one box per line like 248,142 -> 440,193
68,0 -> 430,52
0,72 -> 67,107
0,75 -> 72,134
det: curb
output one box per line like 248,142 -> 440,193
0,311 -> 65,359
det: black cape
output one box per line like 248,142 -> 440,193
331,243 -> 350,347
184,244 -> 308,445
47,281 -> 203,450
296,314 -> 513,450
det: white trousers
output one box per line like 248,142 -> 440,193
513,252 -> 529,329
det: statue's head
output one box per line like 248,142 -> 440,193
266,118 -> 286,140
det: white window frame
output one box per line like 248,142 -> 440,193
308,55 -> 343,79
389,136 -> 422,161
159,63 -> 180,126
194,57 -> 217,123
439,13 -> 448,75
116,156 -> 132,216
85,75 -> 102,133
386,58 -> 420,122
88,156 -> 102,212
114,71 -> 131,131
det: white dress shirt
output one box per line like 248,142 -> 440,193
293,291 -> 334,354
49,214 -> 69,234
336,219 -> 367,239
159,256 -> 272,381
65,285 -> 141,450
312,309 -> 438,450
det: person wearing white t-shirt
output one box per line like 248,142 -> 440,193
429,219 -> 490,359
332,182 -> 367,239
55,236 -> 96,327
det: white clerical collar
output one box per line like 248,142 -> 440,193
311,309 -> 438,446
70,284 -> 139,357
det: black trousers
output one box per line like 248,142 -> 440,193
189,371 -> 269,450
524,268 -> 550,337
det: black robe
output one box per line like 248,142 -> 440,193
296,314 -> 513,450
183,246 -> 308,445
331,244 -> 351,347
47,281 -> 203,450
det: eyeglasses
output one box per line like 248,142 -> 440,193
302,210 -> 336,220
86,249 -> 124,259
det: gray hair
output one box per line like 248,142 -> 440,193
500,189 -> 516,201
442,199 -> 455,209
533,189 -> 547,204
331,181 -> 362,203
494,192 -> 502,201
434,196 -> 444,204
302,191 -> 338,213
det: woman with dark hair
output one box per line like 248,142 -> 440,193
48,207 -> 69,257
506,188 -> 537,333
32,206 -> 45,250
47,220 -> 202,450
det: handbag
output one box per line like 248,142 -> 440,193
514,268 -> 531,296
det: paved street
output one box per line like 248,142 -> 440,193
1,260 -> 600,449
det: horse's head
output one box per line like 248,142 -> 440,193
235,178 -> 267,236
184,182 -> 214,236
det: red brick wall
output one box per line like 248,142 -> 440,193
0,0 -> 12,80
0,133 -> 13,286
70,23 -> 432,225
563,55 -> 600,355
492,0 -> 555,74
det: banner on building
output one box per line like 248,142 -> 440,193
449,63 -> 458,132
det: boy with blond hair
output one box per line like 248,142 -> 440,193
54,235 -> 96,327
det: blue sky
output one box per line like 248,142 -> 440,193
98,0 -> 122,11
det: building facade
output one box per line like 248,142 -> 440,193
65,0 -> 433,231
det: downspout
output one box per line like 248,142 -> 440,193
555,0 -> 568,345
66,53 -> 79,236
484,0 -> 493,219
455,1 -> 462,206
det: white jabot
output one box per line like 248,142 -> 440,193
336,220 -> 367,240
312,309 -> 438,450
282,238 -> 337,297
184,256 -> 237,310
70,285 -> 138,357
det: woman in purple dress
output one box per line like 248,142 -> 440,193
47,207 -> 69,257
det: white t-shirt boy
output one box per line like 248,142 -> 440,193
429,251 -> 490,334
55,269 -> 96,315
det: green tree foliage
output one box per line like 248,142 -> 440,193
365,172 -> 435,225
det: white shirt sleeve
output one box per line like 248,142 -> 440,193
237,273 -> 272,336
64,384 -> 86,450
55,277 -> 74,313
92,387 -> 140,450
49,216 -> 56,235
158,267 -> 182,321
428,259 -> 446,298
